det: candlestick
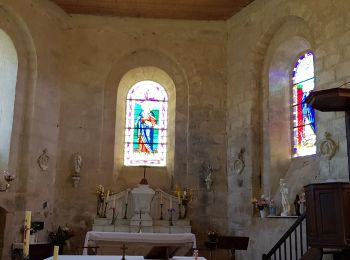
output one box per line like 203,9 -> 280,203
113,197 -> 116,209
169,210 -> 174,226
125,189 -> 129,204
23,210 -> 31,258
123,203 -> 128,219
53,245 -> 59,260
160,204 -> 164,220
178,203 -> 182,219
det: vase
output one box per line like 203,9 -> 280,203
259,209 -> 267,218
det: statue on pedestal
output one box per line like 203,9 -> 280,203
280,179 -> 290,216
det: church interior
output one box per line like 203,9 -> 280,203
0,0 -> 350,259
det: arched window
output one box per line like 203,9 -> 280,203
124,80 -> 168,166
0,29 -> 18,171
291,52 -> 316,157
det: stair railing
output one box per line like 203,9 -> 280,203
262,213 -> 307,260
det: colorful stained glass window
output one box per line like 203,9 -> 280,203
124,80 -> 168,166
292,52 -> 316,157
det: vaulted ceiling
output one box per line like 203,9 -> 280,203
51,0 -> 255,20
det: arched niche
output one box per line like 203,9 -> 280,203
100,49 -> 189,190
261,16 -> 317,195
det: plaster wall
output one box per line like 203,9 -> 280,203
227,0 -> 350,259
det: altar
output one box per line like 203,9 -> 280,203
83,231 -> 197,256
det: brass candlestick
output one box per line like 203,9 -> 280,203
160,204 -> 164,220
123,203 -> 128,219
178,203 -> 182,219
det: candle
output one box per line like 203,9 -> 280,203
53,245 -> 59,260
125,190 -> 129,204
160,192 -> 163,204
169,198 -> 172,209
178,191 -> 181,204
23,210 -> 31,257
106,190 -> 110,200
113,197 -> 116,209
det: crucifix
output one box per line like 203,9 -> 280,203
140,166 -> 150,185
120,244 -> 128,260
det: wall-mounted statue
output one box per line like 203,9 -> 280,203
204,165 -> 213,191
72,152 -> 82,188
233,148 -> 245,175
37,149 -> 49,171
74,152 -> 82,175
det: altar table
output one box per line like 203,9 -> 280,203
45,256 -> 207,260
83,232 -> 197,256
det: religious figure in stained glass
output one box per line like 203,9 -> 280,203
292,52 -> 316,157
135,101 -> 157,153
124,80 -> 168,166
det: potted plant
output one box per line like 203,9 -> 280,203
207,231 -> 218,242
251,195 -> 269,218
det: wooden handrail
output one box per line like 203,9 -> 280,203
262,213 -> 306,260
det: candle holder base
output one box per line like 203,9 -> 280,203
123,203 -> 128,219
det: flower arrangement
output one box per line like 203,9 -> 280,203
251,195 -> 269,211
30,222 -> 42,234
96,185 -> 106,199
48,226 -> 74,246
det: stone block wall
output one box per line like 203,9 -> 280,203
226,0 -> 350,259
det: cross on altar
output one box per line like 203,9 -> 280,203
140,166 -> 150,184
120,244 -> 128,260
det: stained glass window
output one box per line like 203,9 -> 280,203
124,80 -> 168,166
292,52 -> 316,157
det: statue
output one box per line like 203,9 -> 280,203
74,152 -> 82,175
280,179 -> 290,216
204,165 -> 213,191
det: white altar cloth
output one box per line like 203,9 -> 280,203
83,232 -> 197,255
45,256 -> 206,260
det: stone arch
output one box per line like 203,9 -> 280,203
0,5 -> 37,260
258,16 -> 317,196
100,49 -> 189,190
0,5 -> 37,187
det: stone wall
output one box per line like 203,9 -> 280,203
227,0 -> 350,259
1,0 -> 350,259
54,14 -> 228,250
